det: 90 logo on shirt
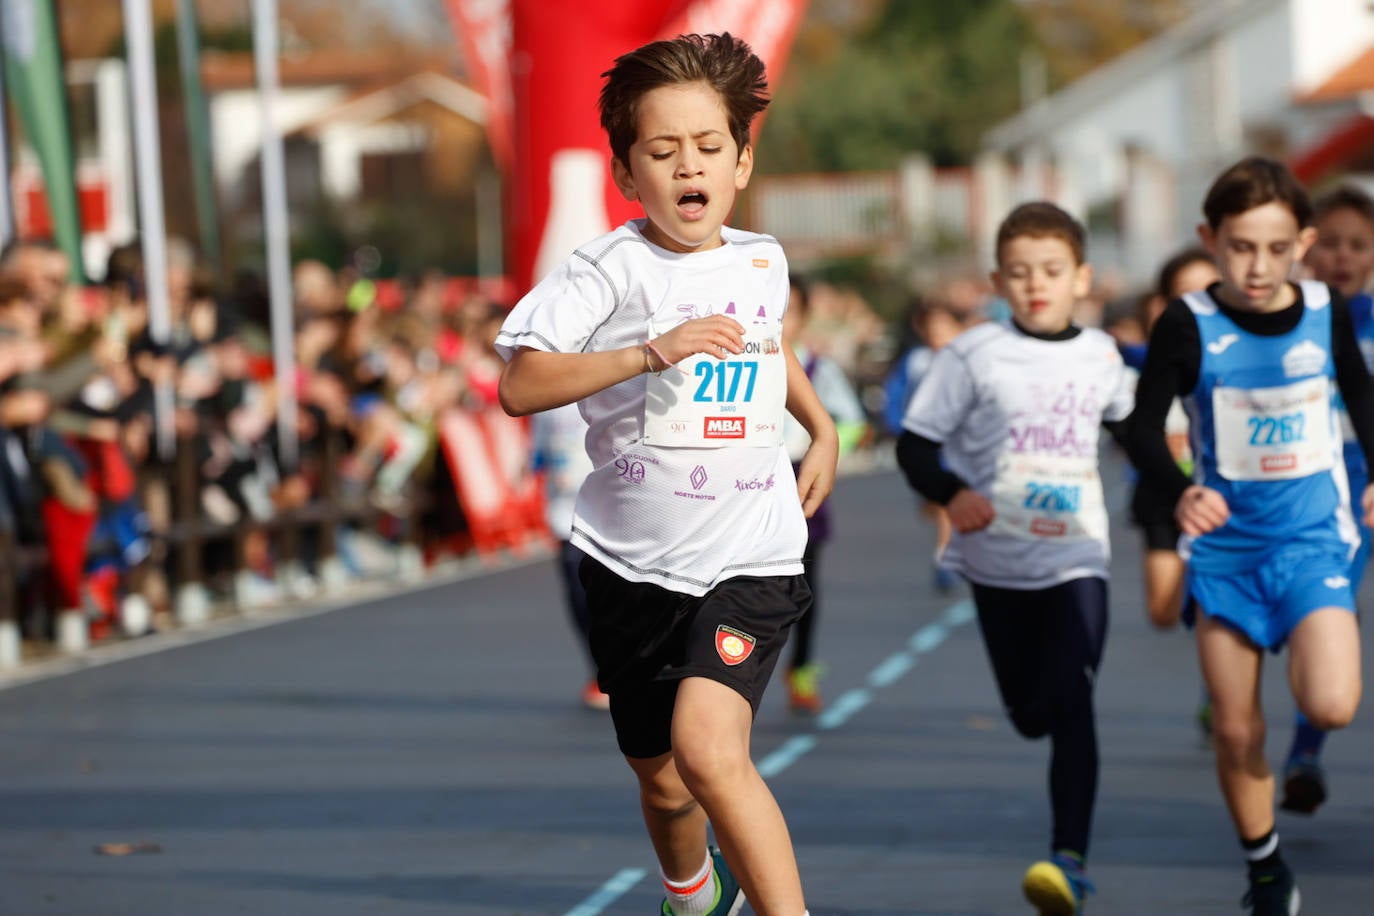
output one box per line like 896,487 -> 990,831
693,360 -> 758,403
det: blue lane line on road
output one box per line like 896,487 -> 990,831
868,651 -> 915,688
564,595 -> 976,915
943,597 -> 974,627
565,868 -> 649,916
909,621 -> 948,654
757,734 -> 818,778
816,687 -> 872,730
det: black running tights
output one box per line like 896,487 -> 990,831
972,576 -> 1109,859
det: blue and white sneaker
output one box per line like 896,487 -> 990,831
1022,851 -> 1094,914
659,847 -> 744,916
1243,862 -> 1300,915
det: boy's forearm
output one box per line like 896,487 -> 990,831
1122,416 -> 1193,504
499,346 -> 646,416
895,431 -> 967,504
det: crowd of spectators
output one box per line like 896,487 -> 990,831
0,233 -> 1051,658
0,238 -> 521,651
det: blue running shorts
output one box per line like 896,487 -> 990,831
1186,543 -> 1357,652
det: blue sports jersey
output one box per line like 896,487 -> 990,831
1182,281 -> 1358,574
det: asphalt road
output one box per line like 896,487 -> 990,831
2,453 -> 1372,915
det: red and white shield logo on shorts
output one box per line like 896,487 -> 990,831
715,625 -> 757,666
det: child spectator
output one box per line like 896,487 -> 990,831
884,295 -> 967,591
781,273 -> 867,714
530,401 -> 608,710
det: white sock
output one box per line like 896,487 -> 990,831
661,851 -> 714,916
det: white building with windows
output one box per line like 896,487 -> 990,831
981,0 -> 1374,282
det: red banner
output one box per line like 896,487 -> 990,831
444,0 -> 514,173
446,0 -> 807,296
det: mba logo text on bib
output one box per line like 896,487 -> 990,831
704,416 -> 746,439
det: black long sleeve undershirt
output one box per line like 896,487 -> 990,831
896,431 -> 966,504
1122,282 -> 1374,507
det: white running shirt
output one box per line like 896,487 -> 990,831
902,321 -> 1134,589
496,220 -> 806,596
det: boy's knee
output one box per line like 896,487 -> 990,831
1212,716 -> 1265,761
1299,692 -> 1360,732
673,738 -> 751,792
1008,707 -> 1050,739
640,783 -> 699,821
1146,601 -> 1181,630
635,768 -> 697,818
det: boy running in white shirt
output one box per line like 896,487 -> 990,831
497,33 -> 836,916
896,202 -> 1134,914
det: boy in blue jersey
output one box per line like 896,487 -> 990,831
1279,184 -> 1374,813
1127,157 -> 1374,916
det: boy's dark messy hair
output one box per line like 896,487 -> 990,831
995,201 -> 1087,265
599,32 -> 769,167
1203,156 -> 1313,230
1313,184 -> 1374,227
1156,246 -> 1214,300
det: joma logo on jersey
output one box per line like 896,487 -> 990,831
704,417 -> 746,438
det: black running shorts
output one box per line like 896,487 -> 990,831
580,556 -> 811,759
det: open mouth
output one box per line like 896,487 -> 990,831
678,190 -> 709,214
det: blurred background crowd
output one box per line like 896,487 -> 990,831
0,224 -> 1088,656
4,0 -> 1374,662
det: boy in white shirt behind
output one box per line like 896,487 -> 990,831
896,202 -> 1134,914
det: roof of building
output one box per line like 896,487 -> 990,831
200,48 -> 461,93
1297,43 -> 1374,103
289,68 -> 487,135
986,0 -> 1286,151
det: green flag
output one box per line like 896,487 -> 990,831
3,0 -> 83,282
176,0 -> 219,270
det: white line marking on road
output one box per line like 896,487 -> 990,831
943,598 -> 974,627
757,734 -> 818,778
867,651 -> 915,688
565,868 -> 649,916
909,622 -> 948,654
816,687 -> 872,730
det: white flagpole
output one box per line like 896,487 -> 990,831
252,0 -> 298,471
121,0 -> 175,462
